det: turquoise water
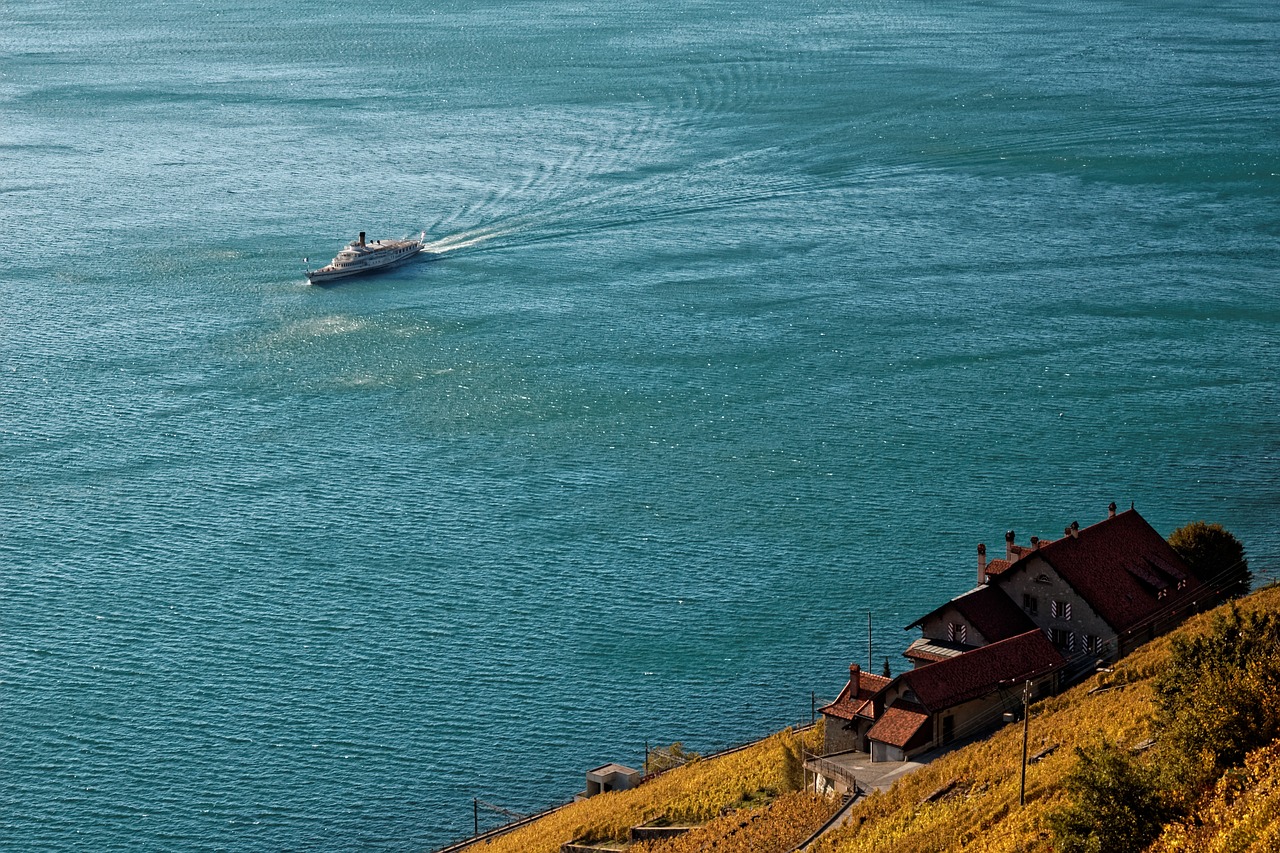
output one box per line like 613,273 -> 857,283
2,0 -> 1278,848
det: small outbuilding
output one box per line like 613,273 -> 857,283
581,763 -> 641,799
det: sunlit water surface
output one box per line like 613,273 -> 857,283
2,1 -> 1278,849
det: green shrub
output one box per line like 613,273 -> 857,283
1152,605 -> 1280,796
1048,740 -> 1171,853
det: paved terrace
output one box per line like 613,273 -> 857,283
798,735 -> 988,848
807,749 -> 927,797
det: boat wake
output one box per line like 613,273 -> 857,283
420,226 -> 517,255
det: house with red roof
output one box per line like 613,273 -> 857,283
991,505 -> 1206,661
903,583 -> 1038,668
863,629 -> 1066,760
820,663 -> 892,754
821,504 -> 1213,760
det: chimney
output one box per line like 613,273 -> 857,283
978,543 -> 987,584
1108,501 -> 1117,519
1006,530 -> 1016,561
358,231 -> 366,247
849,663 -> 861,696
1070,520 -> 1080,538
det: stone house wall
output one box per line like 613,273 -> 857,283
995,554 -> 1116,662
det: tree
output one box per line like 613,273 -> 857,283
1168,521 -> 1250,600
779,739 -> 805,792
1049,740 -> 1172,853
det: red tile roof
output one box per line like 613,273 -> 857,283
1024,509 -> 1200,635
982,558 -> 1013,578
898,630 -> 1066,713
865,700 -> 930,749
907,583 -> 1037,643
820,671 -> 892,721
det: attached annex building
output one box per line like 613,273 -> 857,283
822,505 -> 1215,762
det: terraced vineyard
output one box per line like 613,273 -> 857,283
631,791 -> 838,853
458,725 -> 824,853
454,585 -> 1280,853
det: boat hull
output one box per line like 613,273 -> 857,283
305,235 -> 428,285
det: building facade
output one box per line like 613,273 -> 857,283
821,504 -> 1216,760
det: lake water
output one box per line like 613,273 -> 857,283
2,0 -> 1278,849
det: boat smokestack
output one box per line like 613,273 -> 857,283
358,231 -> 366,247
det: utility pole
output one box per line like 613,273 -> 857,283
1020,680 -> 1031,806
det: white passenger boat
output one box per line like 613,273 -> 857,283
305,231 -> 425,284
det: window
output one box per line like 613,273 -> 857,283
947,622 -> 967,644
1084,635 -> 1103,654
1050,600 -> 1072,620
1023,594 -> 1039,615
1051,628 -> 1075,651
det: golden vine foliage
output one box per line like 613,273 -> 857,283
1148,738 -> 1280,853
808,585 -> 1280,853
805,668 -> 1162,853
631,791 -> 838,853
458,724 -> 824,853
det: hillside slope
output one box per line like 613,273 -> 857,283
455,726 -> 826,853
450,585 -> 1280,853
812,584 -> 1280,853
